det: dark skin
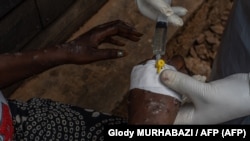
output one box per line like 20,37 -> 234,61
0,20 -> 143,89
1,19 -> 189,125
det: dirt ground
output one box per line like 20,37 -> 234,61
8,0 -> 234,118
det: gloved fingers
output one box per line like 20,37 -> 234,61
136,0 -> 159,21
182,75 -> 206,104
163,0 -> 172,4
174,103 -> 196,124
136,0 -> 187,26
171,6 -> 188,16
160,70 -> 209,104
192,75 -> 207,82
136,0 -> 173,22
145,0 -> 174,16
167,14 -> 184,26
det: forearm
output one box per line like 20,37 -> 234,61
0,46 -> 70,88
128,88 -> 180,124
0,20 -> 143,88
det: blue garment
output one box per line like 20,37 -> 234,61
210,0 -> 250,124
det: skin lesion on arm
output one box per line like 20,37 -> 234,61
0,48 -> 68,89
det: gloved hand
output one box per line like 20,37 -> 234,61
135,0 -> 187,26
160,70 -> 250,124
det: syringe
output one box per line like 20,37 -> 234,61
152,14 -> 168,74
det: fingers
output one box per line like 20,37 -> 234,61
168,14 -> 184,26
169,7 -> 187,26
172,7 -> 188,16
72,20 -> 142,63
136,0 -> 160,21
116,25 -> 143,42
101,21 -> 143,44
93,49 -> 128,61
146,0 -> 173,16
117,29 -> 142,41
136,0 -> 187,26
160,70 -> 209,104
104,20 -> 143,42
104,37 -> 125,46
89,20 -> 143,44
174,103 -> 195,124
146,1 -> 187,26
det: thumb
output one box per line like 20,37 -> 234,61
160,70 -> 209,104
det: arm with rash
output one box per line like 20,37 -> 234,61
0,20 -> 143,88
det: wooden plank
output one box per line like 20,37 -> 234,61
23,0 -> 108,51
36,0 -> 76,28
0,0 -> 23,19
0,0 -> 41,53
1,0 -> 107,96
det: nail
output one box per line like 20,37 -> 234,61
117,51 -> 124,57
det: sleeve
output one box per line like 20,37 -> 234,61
210,0 -> 250,124
210,0 -> 250,81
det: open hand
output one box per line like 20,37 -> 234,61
63,20 -> 143,64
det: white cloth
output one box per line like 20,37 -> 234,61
130,60 -> 181,101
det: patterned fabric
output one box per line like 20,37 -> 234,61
8,98 -> 127,141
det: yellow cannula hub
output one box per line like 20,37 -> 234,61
155,59 -> 165,74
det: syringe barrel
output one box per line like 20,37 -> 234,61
152,21 -> 168,56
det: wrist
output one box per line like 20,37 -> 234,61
52,43 -> 75,64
